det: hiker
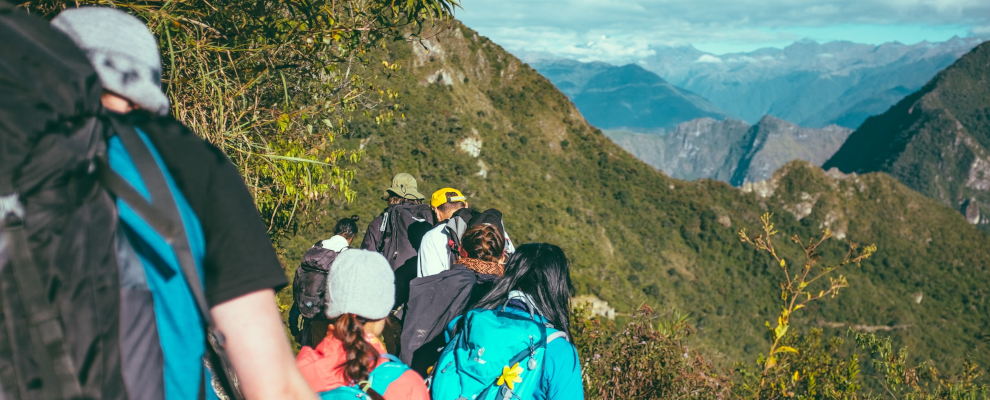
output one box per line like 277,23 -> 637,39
0,7 -> 314,399
290,216 -> 360,348
360,173 -> 428,252
296,250 -> 429,400
358,173 -> 434,309
430,243 -> 584,400
467,208 -> 517,256
402,223 -> 507,375
417,188 -> 472,277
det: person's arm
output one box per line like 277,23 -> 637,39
542,340 -> 585,400
211,289 -> 319,400
360,217 -> 383,251
417,228 -> 449,277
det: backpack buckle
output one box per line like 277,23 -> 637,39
0,194 -> 24,226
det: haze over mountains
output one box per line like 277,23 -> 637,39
606,116 -> 852,184
535,61 -> 727,132
530,36 -> 985,130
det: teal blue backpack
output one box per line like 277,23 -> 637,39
319,354 -> 410,399
429,302 -> 569,400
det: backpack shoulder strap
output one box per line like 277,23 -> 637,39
367,354 -> 410,395
547,330 -> 569,344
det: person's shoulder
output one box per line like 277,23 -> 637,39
383,369 -> 429,400
133,113 -> 230,166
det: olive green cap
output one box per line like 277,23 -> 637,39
385,173 -> 425,200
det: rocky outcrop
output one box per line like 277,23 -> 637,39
605,116 -> 852,185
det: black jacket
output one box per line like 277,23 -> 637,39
400,265 -> 497,375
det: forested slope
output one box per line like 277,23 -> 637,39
281,22 -> 990,366
826,41 -> 990,232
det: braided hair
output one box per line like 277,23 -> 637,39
461,224 -> 505,262
331,314 -> 385,400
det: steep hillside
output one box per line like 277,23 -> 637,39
533,61 -> 728,132
645,37 -> 985,128
825,41 -> 990,230
605,116 -> 851,185
281,22 -> 990,367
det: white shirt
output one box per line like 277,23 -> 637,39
417,224 -> 451,277
319,235 -> 350,252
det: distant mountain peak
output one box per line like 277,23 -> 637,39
824,41 -> 990,229
605,115 -> 852,184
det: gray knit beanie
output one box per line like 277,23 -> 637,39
325,249 -> 395,320
52,7 -> 170,116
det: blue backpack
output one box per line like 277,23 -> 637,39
319,354 -> 410,399
429,302 -> 569,400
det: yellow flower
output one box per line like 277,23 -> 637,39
496,363 -> 524,390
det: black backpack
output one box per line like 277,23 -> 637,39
292,243 -> 346,319
377,203 -> 435,271
0,7 -> 238,399
375,203 -> 434,309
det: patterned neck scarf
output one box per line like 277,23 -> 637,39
459,257 -> 504,276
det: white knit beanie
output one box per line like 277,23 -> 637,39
51,7 -> 170,116
325,249 -> 395,320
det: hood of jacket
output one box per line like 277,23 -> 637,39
296,330 -> 388,393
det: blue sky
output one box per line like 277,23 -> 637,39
456,0 -> 990,62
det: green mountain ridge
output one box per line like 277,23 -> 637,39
604,115 -> 852,185
825,41 -> 990,232
281,22 -> 990,368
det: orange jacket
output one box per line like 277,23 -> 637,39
297,331 -> 429,399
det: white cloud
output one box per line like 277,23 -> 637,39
695,54 -> 724,63
457,0 -> 990,62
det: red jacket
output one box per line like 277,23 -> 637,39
297,331 -> 429,399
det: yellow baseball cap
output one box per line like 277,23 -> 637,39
431,188 -> 467,208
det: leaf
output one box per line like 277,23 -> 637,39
780,259 -> 786,268
774,322 -> 789,340
775,346 -> 799,355
277,113 -> 290,132
793,304 -> 804,311
765,356 -> 777,368
793,371 -> 800,382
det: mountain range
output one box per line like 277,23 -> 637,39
535,61 -> 727,132
825,41 -> 990,231
280,22 -> 990,368
606,116 -> 852,184
529,37 -> 985,130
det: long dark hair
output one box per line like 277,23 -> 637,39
331,314 -> 385,400
333,215 -> 360,240
473,243 -> 574,334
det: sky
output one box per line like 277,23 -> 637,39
456,0 -> 990,63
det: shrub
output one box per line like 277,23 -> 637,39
573,305 -> 731,399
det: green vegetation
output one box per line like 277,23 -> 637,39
30,2 -> 990,395
279,21 -> 990,374
35,0 -> 459,236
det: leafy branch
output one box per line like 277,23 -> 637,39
738,213 -> 876,397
